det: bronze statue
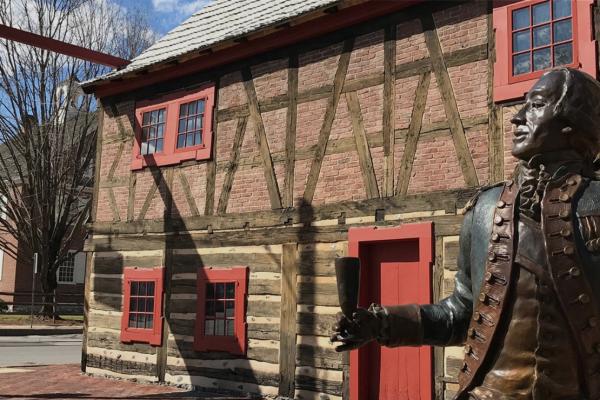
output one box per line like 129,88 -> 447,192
331,67 -> 600,400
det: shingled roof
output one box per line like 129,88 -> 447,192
86,0 -> 340,85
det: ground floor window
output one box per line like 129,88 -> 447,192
194,266 -> 248,355
120,267 -> 164,346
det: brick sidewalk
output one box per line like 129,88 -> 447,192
0,364 -> 248,399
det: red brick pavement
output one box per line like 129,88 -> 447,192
0,364 -> 249,399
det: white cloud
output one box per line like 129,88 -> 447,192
152,0 -> 210,16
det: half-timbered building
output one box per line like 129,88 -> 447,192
80,0 -> 599,399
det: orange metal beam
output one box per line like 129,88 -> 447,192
0,24 -> 129,68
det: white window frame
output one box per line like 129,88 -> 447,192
57,251 -> 76,284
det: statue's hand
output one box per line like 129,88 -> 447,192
330,308 -> 381,352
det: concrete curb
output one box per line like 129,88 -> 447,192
0,325 -> 83,336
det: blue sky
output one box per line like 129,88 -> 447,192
114,0 -> 211,37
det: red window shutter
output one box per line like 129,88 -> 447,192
130,83 -> 215,170
120,267 -> 164,346
493,0 -> 595,102
194,266 -> 249,355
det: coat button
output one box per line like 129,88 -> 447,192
491,233 -> 500,242
560,193 -> 571,202
566,177 -> 577,186
479,293 -> 488,302
579,294 -> 591,304
488,252 -> 497,262
494,215 -> 504,225
564,246 -> 575,256
506,180 -> 514,187
496,200 -> 506,209
473,312 -> 481,322
560,228 -> 572,238
465,344 -> 473,354
559,210 -> 571,220
569,267 -> 581,277
485,271 -> 493,282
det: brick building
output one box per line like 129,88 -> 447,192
80,0 -> 598,399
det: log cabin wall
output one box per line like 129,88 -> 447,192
83,1 -> 549,399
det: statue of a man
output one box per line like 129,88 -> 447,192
331,67 -> 600,400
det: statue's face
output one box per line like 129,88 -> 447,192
511,71 -> 571,161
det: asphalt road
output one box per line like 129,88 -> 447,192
0,334 -> 82,367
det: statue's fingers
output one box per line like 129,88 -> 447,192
334,340 -> 363,352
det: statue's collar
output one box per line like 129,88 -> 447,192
518,150 -> 593,183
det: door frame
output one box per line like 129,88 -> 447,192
348,221 -> 434,400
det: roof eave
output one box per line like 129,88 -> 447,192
83,0 -> 422,98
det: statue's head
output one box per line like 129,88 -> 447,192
511,67 -> 600,162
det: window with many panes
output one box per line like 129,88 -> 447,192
177,99 -> 205,149
57,252 -> 75,283
511,0 -> 574,78
140,108 -> 165,155
194,267 -> 248,355
127,281 -> 156,329
131,84 -> 215,170
121,267 -> 164,346
493,0 -> 595,102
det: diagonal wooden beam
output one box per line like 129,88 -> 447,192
303,38 -> 354,204
396,71 -> 431,196
283,53 -> 299,208
421,15 -> 479,187
178,169 -> 200,217
217,116 -> 248,214
383,24 -> 397,197
107,188 -> 121,222
107,141 -> 125,181
346,91 -> 380,199
242,68 -> 282,209
205,77 -> 220,216
137,171 -> 161,221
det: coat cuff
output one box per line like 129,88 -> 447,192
371,304 -> 423,347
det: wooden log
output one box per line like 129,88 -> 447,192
486,7 -> 504,183
295,375 -> 343,397
91,276 -> 122,294
297,313 -> 337,337
303,38 -> 354,204
90,293 -> 122,311
86,353 -> 156,377
279,243 -> 298,397
242,67 -> 282,209
87,331 -> 157,355
89,186 -> 475,236
346,91 -> 379,199
167,339 -> 279,364
421,14 -> 479,187
93,254 -> 162,275
166,364 -> 280,387
171,253 -> 281,274
296,344 -> 343,369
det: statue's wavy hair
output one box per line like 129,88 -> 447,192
551,67 -> 600,164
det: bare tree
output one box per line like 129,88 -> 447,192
0,0 -> 155,315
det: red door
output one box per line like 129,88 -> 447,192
348,223 -> 433,400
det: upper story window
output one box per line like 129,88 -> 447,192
121,267 -> 164,346
493,0 -> 595,102
140,108 -> 165,155
510,0 -> 574,78
177,99 -> 205,149
194,267 -> 248,355
131,84 -> 215,170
